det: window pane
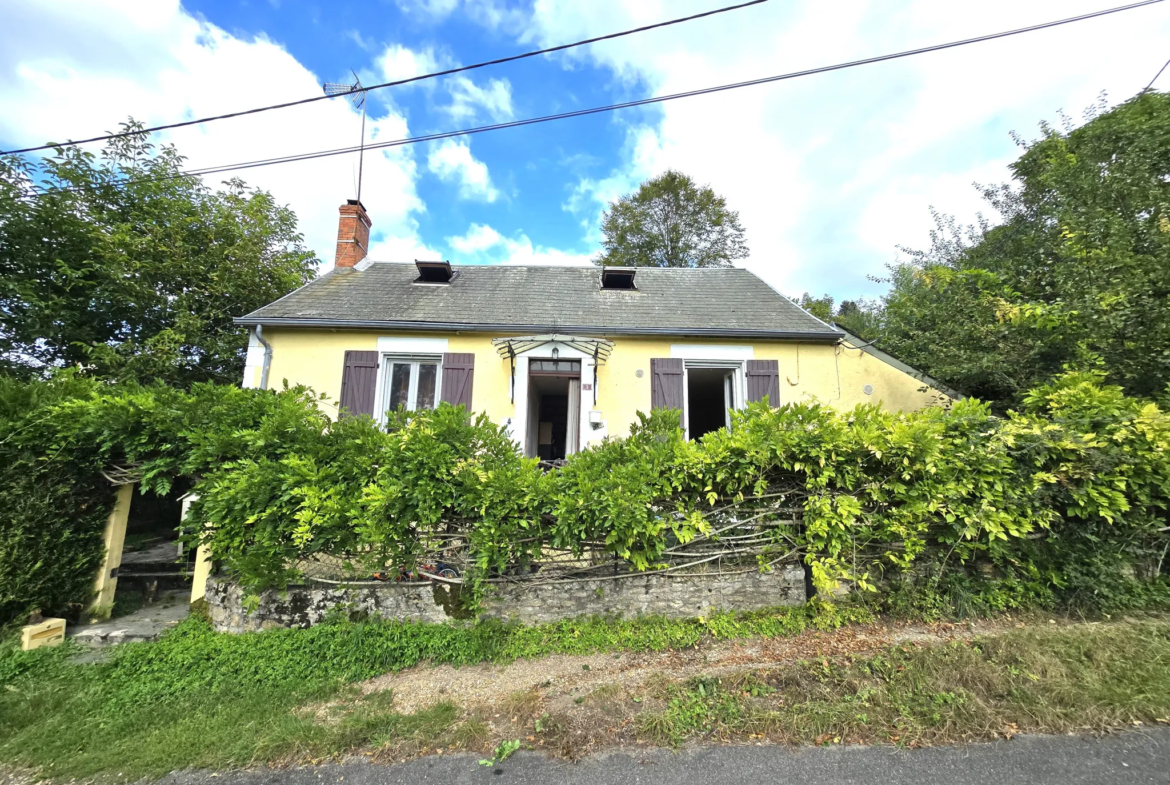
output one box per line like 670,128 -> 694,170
416,363 -> 437,410
388,363 -> 411,412
531,360 -> 580,373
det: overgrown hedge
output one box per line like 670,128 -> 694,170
1,370 -> 1168,626
0,374 -> 330,624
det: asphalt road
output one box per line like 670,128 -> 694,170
159,729 -> 1170,785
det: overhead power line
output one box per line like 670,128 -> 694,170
1144,55 -> 1170,91
0,0 -> 771,156
25,0 -> 1164,198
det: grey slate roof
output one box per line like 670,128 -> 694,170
237,263 -> 842,339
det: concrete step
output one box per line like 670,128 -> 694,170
70,592 -> 190,647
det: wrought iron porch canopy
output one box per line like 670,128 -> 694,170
491,334 -> 614,404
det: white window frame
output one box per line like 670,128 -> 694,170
681,360 -> 745,440
374,354 -> 443,423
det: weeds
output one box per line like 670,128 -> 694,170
634,620 -> 1170,748
0,602 -> 858,781
478,739 -> 520,767
4,608 -> 1169,781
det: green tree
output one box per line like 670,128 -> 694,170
795,293 -> 883,339
595,170 -> 748,267
0,122 -> 317,386
797,292 -> 834,322
833,298 -> 883,339
873,92 -> 1170,406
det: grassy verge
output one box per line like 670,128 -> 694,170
4,608 -> 1169,781
0,602 -> 863,781
630,619 -> 1170,748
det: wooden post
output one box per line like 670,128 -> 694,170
90,482 -> 134,619
182,493 -> 213,603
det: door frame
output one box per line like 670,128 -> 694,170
511,343 -> 595,457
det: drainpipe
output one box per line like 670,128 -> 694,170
255,326 -> 273,391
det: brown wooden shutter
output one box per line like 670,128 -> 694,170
745,360 -> 780,406
339,350 -> 379,418
650,358 -> 685,412
440,353 -> 475,411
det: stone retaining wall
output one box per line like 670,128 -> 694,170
205,565 -> 807,633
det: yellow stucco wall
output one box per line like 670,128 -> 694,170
263,329 -> 517,424
595,338 -> 945,438
260,328 -> 947,437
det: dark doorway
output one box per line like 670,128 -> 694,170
687,367 -> 731,440
527,371 -> 582,460
529,375 -> 569,460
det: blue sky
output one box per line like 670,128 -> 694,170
2,0 -> 1168,301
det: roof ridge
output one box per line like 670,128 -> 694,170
360,260 -> 753,272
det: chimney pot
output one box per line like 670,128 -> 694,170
334,199 -> 371,268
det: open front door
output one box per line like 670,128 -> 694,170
566,378 -> 581,455
723,371 -> 735,429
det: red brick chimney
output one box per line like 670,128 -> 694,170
334,199 -> 371,268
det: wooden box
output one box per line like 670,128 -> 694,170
21,618 -> 66,651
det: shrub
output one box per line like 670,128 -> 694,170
0,375 -> 330,624
1,368 -> 1166,625
0,373 -> 112,624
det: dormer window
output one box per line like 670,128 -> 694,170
600,267 -> 637,290
415,260 -> 454,284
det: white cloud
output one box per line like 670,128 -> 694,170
448,222 -> 504,254
0,0 -> 431,271
426,139 -> 501,201
464,0 -> 528,34
442,75 -> 514,122
511,0 -> 1170,298
393,0 -> 524,31
564,125 -> 662,239
377,43 -> 446,83
446,222 -> 592,265
393,0 -> 459,20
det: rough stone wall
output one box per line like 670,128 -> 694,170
205,577 -> 450,633
204,565 -> 807,633
480,565 -> 806,625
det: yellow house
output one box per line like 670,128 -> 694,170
235,201 -> 952,459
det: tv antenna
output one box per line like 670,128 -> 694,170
323,71 -> 369,202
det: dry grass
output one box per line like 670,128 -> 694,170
500,688 -> 543,719
630,619 -> 1170,749
353,617 -> 1170,762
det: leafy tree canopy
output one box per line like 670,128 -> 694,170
595,170 -> 748,267
0,122 -> 317,386
864,92 -> 1170,406
796,293 -> 883,338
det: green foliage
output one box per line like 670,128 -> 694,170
869,91 -> 1170,407
0,373 -> 113,624
0,602 -> 856,779
798,293 -> 834,322
0,625 -> 463,780
195,403 -> 548,593
796,293 -> 883,339
595,170 -> 748,267
478,739 -> 520,766
0,121 -> 317,386
0,374 -> 330,624
4,364 -> 1167,624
